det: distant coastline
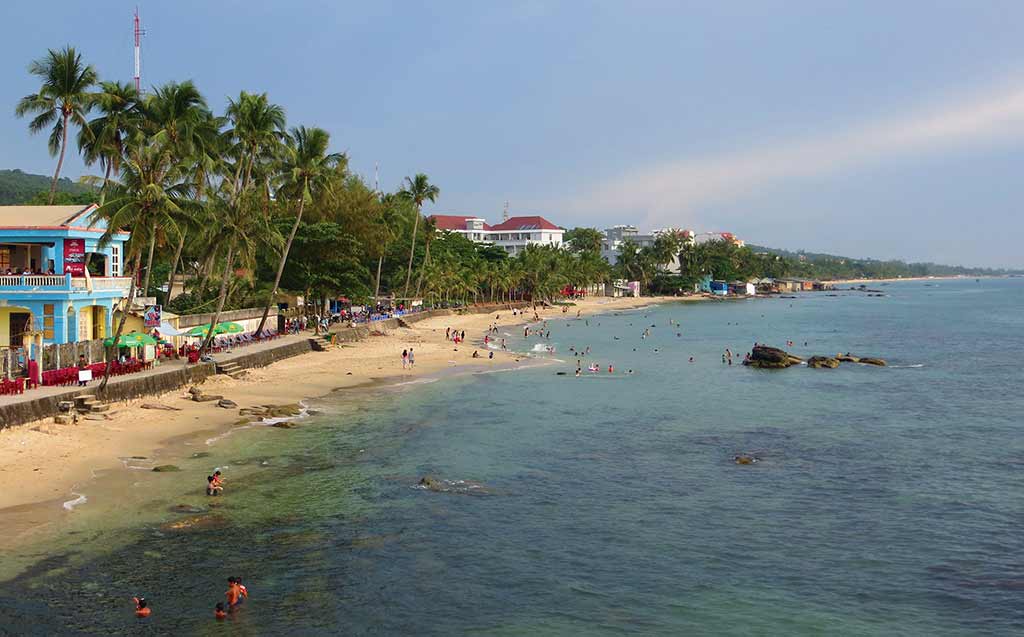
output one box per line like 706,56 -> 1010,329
826,274 -> 1006,285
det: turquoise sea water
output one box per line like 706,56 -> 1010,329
1,279 -> 1023,635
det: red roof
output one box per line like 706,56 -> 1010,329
489,216 -> 561,231
429,215 -> 492,231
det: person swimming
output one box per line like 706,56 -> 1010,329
207,471 -> 223,496
133,597 -> 151,618
226,577 -> 242,611
215,602 -> 227,620
235,576 -> 248,605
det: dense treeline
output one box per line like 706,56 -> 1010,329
746,245 -> 1021,279
13,45 -> 613,368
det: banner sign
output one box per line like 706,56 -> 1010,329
143,305 -> 162,328
63,239 -> 86,276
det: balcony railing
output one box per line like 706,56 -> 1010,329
0,274 -> 132,293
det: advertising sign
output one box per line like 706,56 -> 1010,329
63,239 -> 86,276
143,305 -> 162,329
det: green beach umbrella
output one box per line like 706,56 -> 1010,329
186,324 -> 227,338
218,322 -> 244,334
103,333 -> 157,348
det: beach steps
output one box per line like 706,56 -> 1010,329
215,362 -> 246,379
75,395 -> 109,414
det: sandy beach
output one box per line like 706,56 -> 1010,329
0,295 -> 671,556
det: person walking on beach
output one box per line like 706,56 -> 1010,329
402,349 -> 409,369
408,348 -> 415,368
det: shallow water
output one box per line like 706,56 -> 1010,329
1,279 -> 1023,635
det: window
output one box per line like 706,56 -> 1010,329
0,247 -> 10,271
43,304 -> 54,339
110,245 -> 120,277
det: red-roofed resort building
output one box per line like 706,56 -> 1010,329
429,214 -> 564,256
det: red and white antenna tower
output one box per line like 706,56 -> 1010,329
133,7 -> 145,94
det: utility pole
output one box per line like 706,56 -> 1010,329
134,8 -> 145,94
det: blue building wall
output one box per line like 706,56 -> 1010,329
1,207 -> 129,346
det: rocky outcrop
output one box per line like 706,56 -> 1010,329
743,345 -> 803,369
807,356 -> 840,369
217,399 -> 238,409
152,465 -> 181,472
734,454 -> 760,465
141,403 -> 182,411
835,354 -> 886,366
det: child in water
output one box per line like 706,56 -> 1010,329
215,602 -> 227,620
133,597 -> 151,618
207,471 -> 223,496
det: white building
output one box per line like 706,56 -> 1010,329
429,214 -> 564,256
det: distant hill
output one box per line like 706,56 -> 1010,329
0,169 -> 95,205
746,244 -> 1022,279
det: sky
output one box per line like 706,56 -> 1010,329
2,1 -> 1024,268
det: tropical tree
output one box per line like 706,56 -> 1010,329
398,173 -> 440,298
15,46 -> 98,203
79,80 -> 139,204
255,126 -> 344,335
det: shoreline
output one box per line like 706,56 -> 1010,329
0,295 -> 671,567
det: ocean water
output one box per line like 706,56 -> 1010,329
1,279 -> 1023,635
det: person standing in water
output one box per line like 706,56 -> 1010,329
133,597 -> 151,618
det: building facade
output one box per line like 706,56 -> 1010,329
0,205 -> 131,349
429,214 -> 564,255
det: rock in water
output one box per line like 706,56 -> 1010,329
152,465 -> 181,472
217,399 -> 238,409
836,354 -> 860,363
418,476 -> 444,491
858,357 -> 887,366
744,345 -> 803,369
807,356 -> 840,369
271,421 -> 296,429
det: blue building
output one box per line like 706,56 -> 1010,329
0,204 -> 131,350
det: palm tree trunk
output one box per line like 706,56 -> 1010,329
256,178 -> 307,335
414,239 -> 430,297
98,250 -> 142,395
141,228 -> 157,297
99,162 -> 112,206
403,210 -> 421,297
49,112 -> 71,204
373,253 -> 385,303
165,231 -> 186,302
200,241 -> 235,356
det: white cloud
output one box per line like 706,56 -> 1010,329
554,82 -> 1024,229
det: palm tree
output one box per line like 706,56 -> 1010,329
15,46 -> 98,203
255,126 -> 344,335
78,81 -> 139,205
399,173 -> 440,298
91,144 -> 190,393
414,216 -> 438,297
225,91 -> 286,192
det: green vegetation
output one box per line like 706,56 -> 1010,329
11,44 -> 614,379
746,245 -> 1020,280
0,169 -> 94,204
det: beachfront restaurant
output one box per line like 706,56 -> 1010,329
0,205 -> 131,370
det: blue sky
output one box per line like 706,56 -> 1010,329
3,1 -> 1024,267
